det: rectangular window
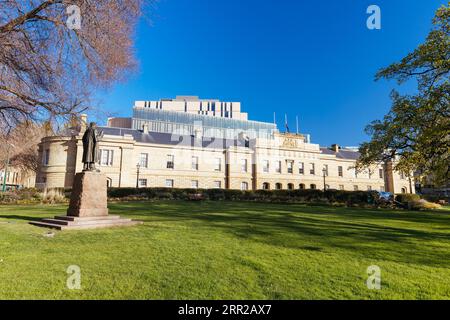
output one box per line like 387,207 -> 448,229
241,159 -> 248,173
167,155 -> 174,169
367,186 -> 372,191
213,181 -> 221,189
139,153 -> 148,168
138,179 -> 147,187
43,149 -> 50,166
355,168 -> 358,178
299,162 -> 304,174
191,156 -> 199,170
310,163 -> 315,175
287,161 -> 294,174
380,186 -> 385,192
275,161 -> 282,173
339,185 -> 345,190
100,150 -> 114,166
241,182 -> 249,191
263,160 -> 269,173
354,185 -> 359,191
165,179 -> 174,188
191,180 -> 199,189
323,164 -> 329,176
368,170 -> 372,179
338,166 -> 343,177
214,158 -> 221,171
379,168 -> 384,179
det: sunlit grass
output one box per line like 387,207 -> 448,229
0,201 -> 449,299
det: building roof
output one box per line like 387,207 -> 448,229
320,147 -> 360,160
100,126 -> 252,150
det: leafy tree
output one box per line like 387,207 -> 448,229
358,3 -> 450,186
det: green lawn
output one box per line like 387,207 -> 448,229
0,201 -> 449,300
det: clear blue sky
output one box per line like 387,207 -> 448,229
93,0 -> 445,147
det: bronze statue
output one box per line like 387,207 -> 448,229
82,122 -> 103,171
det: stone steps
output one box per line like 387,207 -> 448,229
30,216 -> 142,230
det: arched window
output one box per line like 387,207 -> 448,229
299,183 -> 305,190
310,184 -> 316,190
401,187 -> 407,194
287,183 -> 294,190
106,177 -> 112,188
262,183 -> 270,190
275,183 -> 282,190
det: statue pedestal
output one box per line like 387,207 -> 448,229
31,172 -> 142,230
67,172 -> 108,217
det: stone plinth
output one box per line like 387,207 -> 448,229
30,171 -> 142,230
67,172 -> 108,217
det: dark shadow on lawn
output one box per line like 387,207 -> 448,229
109,201 -> 450,268
0,215 -> 45,222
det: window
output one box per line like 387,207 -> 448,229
262,183 -> 270,190
139,153 -> 148,168
367,186 -> 372,191
275,183 -> 282,190
338,166 -> 343,177
323,164 -> 329,176
339,185 -> 344,190
310,163 -> 315,175
380,186 -> 385,192
214,158 -> 222,171
400,172 -> 405,180
165,179 -> 174,188
325,184 -> 330,190
191,156 -> 199,170
138,179 -> 147,187
213,181 -> 222,189
276,161 -> 282,173
379,168 -> 384,179
368,170 -> 373,179
263,160 -> 269,173
191,180 -> 199,189
299,184 -> 305,190
287,161 -> 294,174
241,182 -> 249,191
43,149 -> 50,166
310,184 -> 316,190
288,183 -> 294,190
299,162 -> 305,174
241,159 -> 248,173
401,187 -> 407,194
167,155 -> 174,169
100,150 -> 114,166
354,185 -> 359,191
354,168 -> 358,178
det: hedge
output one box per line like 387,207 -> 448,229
107,187 -> 381,206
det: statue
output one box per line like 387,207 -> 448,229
82,122 -> 103,171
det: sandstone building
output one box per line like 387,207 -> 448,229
35,96 -> 414,194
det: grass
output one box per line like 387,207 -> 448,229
0,201 -> 449,300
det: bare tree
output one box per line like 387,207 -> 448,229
0,0 -> 148,131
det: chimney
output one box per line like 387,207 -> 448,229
331,144 -> 339,152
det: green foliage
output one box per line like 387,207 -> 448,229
395,193 -> 421,203
107,187 -> 381,207
359,3 -> 450,185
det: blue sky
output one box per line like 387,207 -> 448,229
93,0 -> 445,147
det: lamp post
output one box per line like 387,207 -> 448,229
322,167 -> 327,191
2,142 -> 15,192
136,163 -> 141,188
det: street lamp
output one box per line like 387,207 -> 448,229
2,142 -> 15,192
322,167 -> 327,191
136,163 -> 141,188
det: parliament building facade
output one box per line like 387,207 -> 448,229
35,96 -> 414,194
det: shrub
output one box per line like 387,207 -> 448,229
396,194 -> 421,203
409,199 -> 442,211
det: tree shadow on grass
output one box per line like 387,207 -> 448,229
109,201 -> 450,268
0,215 -> 44,222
